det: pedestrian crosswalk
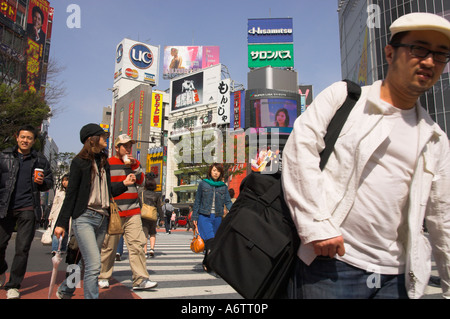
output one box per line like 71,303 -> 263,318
110,231 -> 242,299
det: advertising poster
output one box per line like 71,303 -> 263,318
114,38 -> 159,86
217,78 -> 231,125
247,18 -> 294,44
23,0 -> 50,92
151,92 -> 163,130
248,43 -> 294,68
163,46 -> 220,79
170,64 -> 221,113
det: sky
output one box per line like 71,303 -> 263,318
47,0 -> 342,154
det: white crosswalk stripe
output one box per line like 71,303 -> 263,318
110,231 -> 242,299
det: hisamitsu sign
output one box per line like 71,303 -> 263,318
247,18 -> 293,44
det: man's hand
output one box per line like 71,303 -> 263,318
312,236 -> 345,258
123,173 -> 136,186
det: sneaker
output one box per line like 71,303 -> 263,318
0,272 -> 5,287
115,253 -> 121,261
148,249 -> 155,257
56,291 -> 72,299
98,279 -> 110,289
133,279 -> 157,290
6,288 -> 20,299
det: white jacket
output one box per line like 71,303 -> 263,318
282,80 -> 450,299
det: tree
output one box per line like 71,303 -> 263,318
52,151 -> 76,189
0,83 -> 51,150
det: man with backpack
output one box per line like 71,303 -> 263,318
162,199 -> 174,234
282,13 -> 450,299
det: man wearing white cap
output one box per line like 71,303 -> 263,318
283,12 -> 450,299
98,134 -> 157,290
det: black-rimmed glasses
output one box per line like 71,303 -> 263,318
391,43 -> 450,64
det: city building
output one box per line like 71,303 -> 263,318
338,0 -> 450,136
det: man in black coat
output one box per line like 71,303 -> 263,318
0,125 -> 53,299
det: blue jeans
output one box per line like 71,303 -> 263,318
58,209 -> 107,299
197,213 -> 222,241
290,257 -> 408,299
52,233 -> 68,252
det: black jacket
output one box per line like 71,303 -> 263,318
0,146 -> 53,220
55,155 -> 127,231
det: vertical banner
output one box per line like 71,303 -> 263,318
217,78 -> 231,125
24,0 -> 50,92
128,101 -> 135,137
137,91 -> 144,150
151,92 -> 163,130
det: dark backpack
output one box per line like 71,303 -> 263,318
205,80 -> 362,299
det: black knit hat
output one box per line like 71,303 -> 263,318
80,123 -> 105,144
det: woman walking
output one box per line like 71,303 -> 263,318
192,163 -> 233,272
48,174 -> 69,255
139,174 -> 163,257
53,123 -> 135,299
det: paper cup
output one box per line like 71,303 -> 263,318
123,155 -> 131,165
34,168 -> 44,182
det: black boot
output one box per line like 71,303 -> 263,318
202,238 -> 214,272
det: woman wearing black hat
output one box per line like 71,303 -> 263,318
54,123 -> 137,299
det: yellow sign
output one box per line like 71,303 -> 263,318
151,93 -> 163,129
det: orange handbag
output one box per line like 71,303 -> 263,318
190,229 -> 204,253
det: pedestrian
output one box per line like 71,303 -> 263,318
170,211 -> 176,230
139,174 -> 163,258
0,125 -> 54,299
53,123 -> 134,299
192,163 -> 233,272
186,204 -> 193,231
162,199 -> 175,234
48,174 -> 70,255
98,134 -> 157,291
282,13 -> 450,299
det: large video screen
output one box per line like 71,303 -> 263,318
245,89 -> 300,134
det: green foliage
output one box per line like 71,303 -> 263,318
0,83 -> 51,150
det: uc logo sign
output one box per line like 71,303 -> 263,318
130,44 -> 153,69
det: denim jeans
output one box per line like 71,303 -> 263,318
290,257 -> 408,299
52,233 -> 68,252
0,210 -> 36,290
58,209 -> 107,299
197,213 -> 222,241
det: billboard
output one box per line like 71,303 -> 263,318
230,90 -> 245,129
170,64 -> 221,113
151,92 -> 163,130
217,78 -> 231,125
248,43 -> 294,68
23,0 -> 50,92
163,46 -> 219,79
114,38 -> 160,86
245,89 -> 300,134
248,18 -> 293,44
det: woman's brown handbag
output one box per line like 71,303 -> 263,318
108,199 -> 124,235
141,193 -> 158,221
190,228 -> 204,253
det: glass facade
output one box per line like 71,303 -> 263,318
339,0 -> 450,137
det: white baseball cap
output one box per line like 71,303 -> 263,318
114,134 -> 136,146
390,12 -> 450,44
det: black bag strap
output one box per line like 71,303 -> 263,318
319,79 -> 361,171
261,80 -> 361,206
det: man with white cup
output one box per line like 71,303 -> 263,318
98,134 -> 157,290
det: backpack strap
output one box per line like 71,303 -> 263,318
319,79 -> 361,171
